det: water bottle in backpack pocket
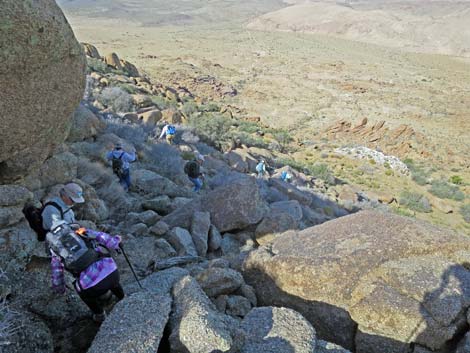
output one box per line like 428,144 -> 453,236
47,224 -> 103,276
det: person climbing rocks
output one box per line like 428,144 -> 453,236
159,122 -> 177,144
106,143 -> 136,192
256,160 -> 267,178
184,152 -> 205,192
41,182 -> 85,233
281,170 -> 292,183
47,221 -> 125,323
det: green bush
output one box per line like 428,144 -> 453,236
87,58 -> 108,74
461,204 -> 470,223
449,175 -> 464,185
399,191 -> 432,213
429,180 -> 465,201
182,101 -> 198,118
237,121 -> 260,134
189,114 -> 232,147
231,132 -> 267,149
308,163 -> 335,184
117,84 -> 140,95
273,130 -> 293,152
202,102 -> 220,112
98,87 -> 133,113
151,95 -> 173,110
181,151 -> 195,160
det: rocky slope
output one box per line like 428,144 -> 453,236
1,12 -> 470,353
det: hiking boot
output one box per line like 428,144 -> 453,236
92,312 -> 106,323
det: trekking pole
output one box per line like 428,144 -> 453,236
119,244 -> 143,289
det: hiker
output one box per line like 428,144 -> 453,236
159,123 -> 177,144
184,153 -> 205,192
42,182 -> 85,233
106,143 -> 136,192
281,170 -> 292,183
47,221 -> 124,322
256,160 -> 267,178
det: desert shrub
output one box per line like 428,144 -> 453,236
385,169 -> 394,176
0,271 -> 18,346
188,114 -> 232,147
449,175 -> 464,185
151,95 -> 171,110
98,87 -> 133,113
404,159 -> 430,186
460,204 -> 470,223
104,119 -> 149,149
237,121 -> 260,134
429,180 -> 465,201
231,132 -> 268,149
181,101 -> 198,117
202,102 -> 220,112
399,191 -> 432,213
181,130 -> 200,144
273,130 -> 293,152
144,143 -> 185,183
87,58 -> 108,74
275,157 -> 306,173
181,151 -> 195,160
117,84 -> 140,95
308,163 -> 335,185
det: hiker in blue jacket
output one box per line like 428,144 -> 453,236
106,143 -> 136,191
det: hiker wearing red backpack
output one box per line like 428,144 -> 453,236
106,143 -> 136,192
47,222 -> 125,322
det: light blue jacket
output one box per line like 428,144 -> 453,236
106,149 -> 136,170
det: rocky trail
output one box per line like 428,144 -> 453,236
1,2 -> 470,353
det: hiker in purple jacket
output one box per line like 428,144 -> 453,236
49,226 -> 124,322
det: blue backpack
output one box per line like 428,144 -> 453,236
167,125 -> 176,135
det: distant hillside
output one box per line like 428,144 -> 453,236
248,1 -> 470,57
57,0 -> 286,25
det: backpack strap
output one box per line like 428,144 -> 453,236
43,201 -> 65,219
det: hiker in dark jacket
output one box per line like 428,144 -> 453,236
184,153 -> 205,192
106,143 -> 136,192
42,182 -> 84,232
48,221 -> 124,322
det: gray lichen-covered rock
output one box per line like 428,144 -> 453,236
0,0 -> 86,181
163,177 -> 267,232
133,169 -> 190,198
190,211 -> 211,256
240,306 -> 317,353
167,227 -> 198,257
0,185 -> 33,207
125,267 -> 189,296
67,103 -> 104,143
315,340 -> 351,353
87,291 -> 172,353
38,152 -> 79,188
243,210 -> 470,352
196,267 -> 244,298
208,225 -> 223,251
169,275 -> 241,353
226,295 -> 252,318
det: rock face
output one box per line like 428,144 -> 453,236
0,0 -> 86,181
87,291 -> 172,353
169,275 -> 241,353
243,210 -> 470,352
163,177 -> 267,232
240,306 -> 317,353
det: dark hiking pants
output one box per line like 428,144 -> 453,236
76,270 -> 125,314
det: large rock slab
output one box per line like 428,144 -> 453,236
87,291 -> 172,353
163,177 -> 267,232
169,275 -> 241,353
243,210 -> 470,352
240,306 -> 316,353
66,103 -> 104,143
255,200 -> 303,244
0,0 -> 86,181
133,169 -> 190,198
196,267 -> 245,298
190,211 -> 211,256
